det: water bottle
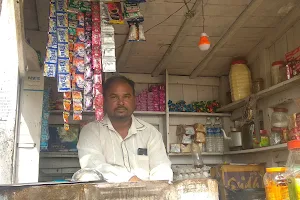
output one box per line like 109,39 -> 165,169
205,117 -> 214,152
214,117 -> 224,152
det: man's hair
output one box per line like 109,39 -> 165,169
103,75 -> 135,97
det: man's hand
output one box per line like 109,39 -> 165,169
129,176 -> 142,182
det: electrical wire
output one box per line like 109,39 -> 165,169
116,0 -> 193,49
202,0 -> 205,32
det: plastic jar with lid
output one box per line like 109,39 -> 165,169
271,61 -> 285,85
260,130 -> 270,147
264,167 -> 289,200
253,78 -> 264,93
229,60 -> 252,102
272,108 -> 289,128
270,127 -> 288,145
286,140 -> 300,199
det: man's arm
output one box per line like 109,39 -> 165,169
77,122 -> 135,183
147,127 -> 173,181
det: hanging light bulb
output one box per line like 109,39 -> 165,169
198,0 -> 210,51
198,33 -> 210,51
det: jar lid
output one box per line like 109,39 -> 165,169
266,167 -> 286,173
272,61 -> 285,66
260,130 -> 268,135
271,127 -> 287,132
231,60 -> 247,65
288,140 -> 300,150
273,107 -> 288,112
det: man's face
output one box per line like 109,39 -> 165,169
104,81 -> 135,120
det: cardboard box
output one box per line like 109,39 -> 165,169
48,124 -> 80,152
211,164 -> 265,200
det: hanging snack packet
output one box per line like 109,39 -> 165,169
48,18 -> 57,33
84,65 -> 93,80
56,0 -> 67,12
84,53 -> 92,64
74,43 -> 85,57
94,93 -> 104,107
47,33 -> 58,48
84,80 -> 93,95
84,95 -> 93,111
92,45 -> 101,58
58,43 -> 69,58
68,12 -> 77,21
63,99 -> 71,111
76,27 -> 85,42
73,57 -> 85,73
69,51 -> 74,64
94,83 -> 103,96
125,12 -> 144,23
80,2 -> 91,12
77,12 -> 85,27
102,57 -> 116,72
69,42 -> 74,52
91,2 -> 100,11
75,74 -> 85,90
92,22 -> 101,33
64,92 -> 72,99
73,111 -> 82,121
128,23 -> 138,41
92,58 -> 102,73
63,111 -> 70,123
72,91 -> 82,100
101,33 -> 114,44
57,12 -> 68,28
124,3 -> 139,13
58,58 -> 70,73
106,2 -> 124,24
73,99 -> 83,111
69,20 -> 78,36
58,73 -> 71,92
68,0 -> 80,13
43,63 -> 56,78
57,28 -> 68,43
95,107 -> 104,121
49,2 -> 56,18
64,123 -> 70,131
92,11 -> 101,22
45,48 -> 58,63
92,33 -> 101,46
102,44 -> 115,57
94,73 -> 102,84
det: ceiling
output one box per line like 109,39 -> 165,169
24,0 -> 299,77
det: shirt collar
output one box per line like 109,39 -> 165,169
100,114 -> 146,135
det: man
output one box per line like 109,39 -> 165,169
77,75 -> 173,183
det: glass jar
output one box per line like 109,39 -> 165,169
253,78 -> 264,93
260,130 -> 270,147
286,141 -> 300,200
229,60 -> 252,102
272,108 -> 289,128
280,64 -> 288,82
271,61 -> 285,85
264,167 -> 289,200
270,127 -> 287,145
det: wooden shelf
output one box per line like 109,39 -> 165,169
40,152 -> 78,158
169,112 -> 231,117
217,75 -> 300,112
224,143 -> 287,155
168,152 -> 224,156
50,110 -> 166,115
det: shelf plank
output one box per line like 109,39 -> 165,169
224,143 -> 287,155
169,112 -> 231,117
50,110 -> 166,115
40,152 -> 78,158
217,75 -> 300,112
168,152 -> 224,156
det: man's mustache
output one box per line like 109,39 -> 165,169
115,106 -> 127,110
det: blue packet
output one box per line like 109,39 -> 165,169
43,62 -> 56,78
56,0 -> 67,12
47,33 -> 58,48
57,28 -> 68,43
58,43 -> 69,58
58,58 -> 70,73
49,2 -> 56,18
57,12 -> 68,28
45,48 -> 57,63
48,17 -> 57,33
57,73 -> 71,92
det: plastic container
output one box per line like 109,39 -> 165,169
253,78 -> 264,93
205,117 -> 215,152
214,117 -> 224,152
270,127 -> 288,146
286,140 -> 300,200
229,60 -> 252,102
264,167 -> 289,200
271,61 -> 285,85
260,130 -> 270,147
272,108 -> 289,128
